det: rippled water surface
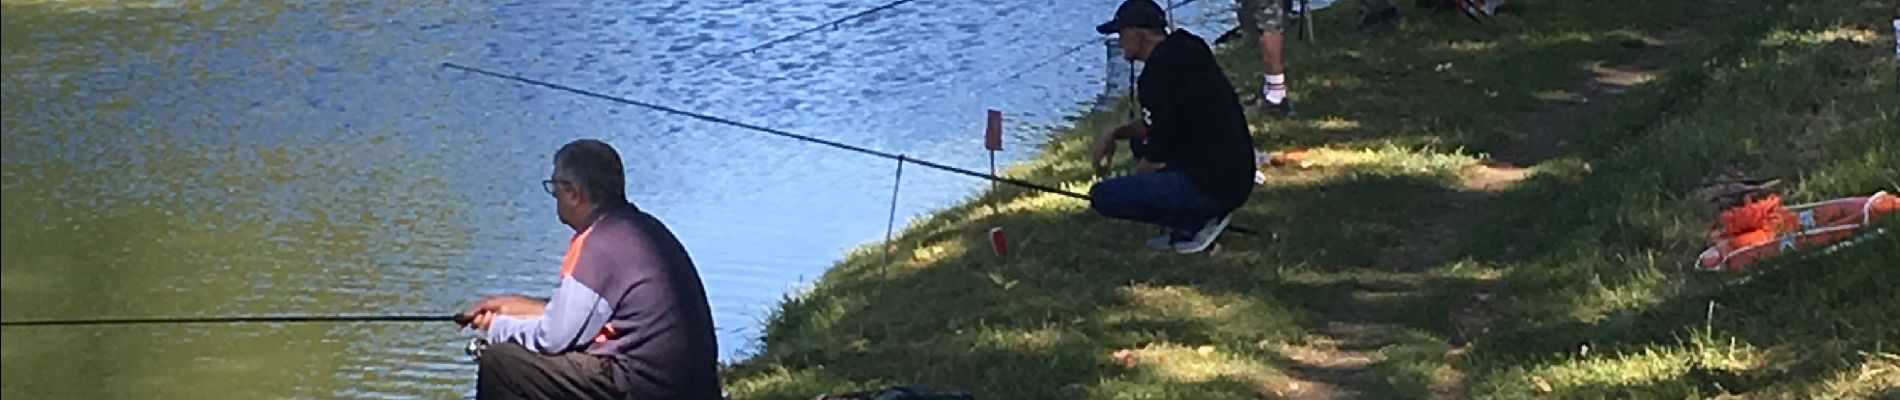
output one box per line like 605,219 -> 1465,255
0,0 -> 1238,397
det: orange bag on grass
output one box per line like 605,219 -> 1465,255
1696,191 -> 1898,272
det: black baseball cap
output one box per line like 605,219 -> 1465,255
1095,0 -> 1169,34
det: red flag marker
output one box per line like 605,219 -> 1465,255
985,109 -> 1004,152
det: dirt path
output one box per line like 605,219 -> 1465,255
1271,32 -> 1679,400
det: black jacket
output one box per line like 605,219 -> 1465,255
1136,30 -> 1256,209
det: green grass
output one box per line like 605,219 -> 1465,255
719,0 -> 1900,398
1452,1 -> 1900,397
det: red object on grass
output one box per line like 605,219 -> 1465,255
989,226 -> 1008,257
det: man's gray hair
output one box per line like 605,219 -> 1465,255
553,139 -> 628,205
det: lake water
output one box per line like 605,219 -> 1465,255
0,0 -> 1240,397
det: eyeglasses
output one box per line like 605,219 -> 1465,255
542,179 -> 573,196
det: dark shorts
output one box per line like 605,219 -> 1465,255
477,343 -> 625,400
1238,0 -> 1289,33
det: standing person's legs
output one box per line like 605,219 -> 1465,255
1239,0 -> 1294,113
477,343 -> 625,400
1090,171 -> 1232,238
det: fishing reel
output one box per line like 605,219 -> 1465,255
465,338 -> 490,360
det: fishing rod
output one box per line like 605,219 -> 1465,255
439,62 -> 1258,236
446,62 -> 1082,200
0,313 -> 474,327
691,0 -> 921,72
4,313 -> 501,359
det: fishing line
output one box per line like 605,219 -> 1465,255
0,314 -> 474,328
689,0 -> 922,72
687,0 -> 1214,92
978,0 -> 1211,91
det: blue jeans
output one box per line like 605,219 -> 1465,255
1090,171 -> 1233,235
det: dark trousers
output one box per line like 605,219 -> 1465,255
477,343 -> 625,400
1090,170 -> 1232,234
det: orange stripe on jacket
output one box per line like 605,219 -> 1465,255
558,225 -> 617,343
561,227 -> 596,278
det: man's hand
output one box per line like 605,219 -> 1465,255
460,294 -> 549,330
1092,121 -> 1150,177
466,312 -> 499,331
1092,130 -> 1120,178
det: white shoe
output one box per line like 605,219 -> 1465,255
1254,150 -> 1270,184
1146,233 -> 1176,251
1481,0 -> 1503,15
1174,214 -> 1233,254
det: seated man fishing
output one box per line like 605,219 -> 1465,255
1089,0 -> 1258,253
460,139 -> 722,399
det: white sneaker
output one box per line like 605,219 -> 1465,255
1146,233 -> 1176,251
1173,214 -> 1233,254
1254,150 -> 1270,184
1481,0 -> 1503,16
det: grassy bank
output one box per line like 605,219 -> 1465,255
1448,2 -> 1900,398
720,0 -> 1899,398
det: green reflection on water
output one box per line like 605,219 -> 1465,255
3,2 -> 482,397
3,128 -> 484,398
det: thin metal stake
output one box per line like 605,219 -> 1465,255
989,150 -> 998,197
1301,0 -> 1314,42
882,155 -> 907,278
1704,300 -> 1716,336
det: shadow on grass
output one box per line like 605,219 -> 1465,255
726,168 -> 1483,398
1217,0 -> 1700,155
1438,11 -> 1900,395
1460,230 -> 1898,393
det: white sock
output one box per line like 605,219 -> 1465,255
1263,74 -> 1288,104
